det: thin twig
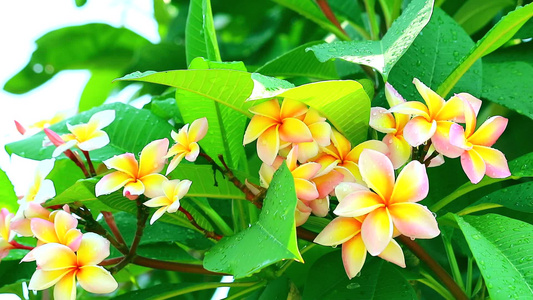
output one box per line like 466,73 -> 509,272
218,155 -> 264,209
82,150 -> 96,177
10,241 -> 34,251
133,256 -> 226,275
102,211 -> 126,245
179,206 -> 223,240
315,0 -> 349,39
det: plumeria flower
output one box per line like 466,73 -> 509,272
28,210 -> 83,253
0,208 -> 15,261
313,130 -> 389,184
243,99 -> 313,165
53,110 -> 115,157
24,233 -> 118,300
389,79 -> 481,158
165,117 -> 208,175
314,215 -> 405,279
144,179 -> 192,224
291,108 -> 332,163
449,98 -> 510,184
369,83 -> 411,168
333,150 -> 440,256
14,112 -> 66,135
95,138 -> 169,200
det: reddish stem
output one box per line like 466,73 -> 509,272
99,257 -> 124,266
10,241 -> 34,251
82,150 -> 96,177
133,256 -> 225,275
102,211 -> 126,245
315,0 -> 348,37
178,206 -> 223,240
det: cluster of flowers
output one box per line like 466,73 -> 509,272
243,78 -> 510,278
1,111 -> 210,299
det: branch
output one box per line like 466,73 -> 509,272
179,206 -> 223,240
82,150 -> 97,177
315,0 -> 349,38
102,211 -> 126,245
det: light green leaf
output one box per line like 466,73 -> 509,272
3,23 -> 149,94
388,8 -> 482,100
78,69 -> 122,112
256,41 -> 339,80
303,253 -> 416,299
0,168 -> 18,213
273,0 -> 350,40
437,3 -> 533,97
470,181 -> 533,213
455,214 -> 533,299
46,159 -> 85,195
5,103 -> 174,161
307,0 -> 434,80
203,163 -> 302,278
454,0 -> 514,35
185,0 -> 221,65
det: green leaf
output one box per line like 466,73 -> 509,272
203,163 -> 302,278
3,23 -> 149,94
508,152 -> 533,178
437,3 -> 533,97
268,80 -> 371,146
453,0 -> 514,35
0,260 -> 35,289
307,0 -> 434,80
149,91 -> 183,123
5,102 -> 174,161
258,277 -> 291,299
470,181 -> 533,213
455,214 -> 533,299
303,253 -> 416,299
185,0 -> 221,65
0,168 -> 18,213
46,159 -> 85,195
113,282 -> 258,300
388,8 -> 482,100
256,41 -> 339,80
272,0 -> 350,40
78,69 -> 122,112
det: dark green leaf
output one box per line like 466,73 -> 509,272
470,181 -> 533,213
388,8 -> 482,100
203,163 -> 302,278
258,277 -> 291,300
307,0 -> 434,80
453,0 -> 514,35
0,260 -> 35,289
113,282 -> 242,300
455,214 -> 533,299
185,0 -> 221,65
0,168 -> 18,213
46,159 -> 85,195
3,23 -> 149,94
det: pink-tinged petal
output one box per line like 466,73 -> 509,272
295,141 -> 319,163
385,82 -> 406,107
295,200 -> 312,227
184,142 -> 200,162
10,218 -> 33,237
390,160 -> 428,204
15,120 -> 26,135
279,118 -> 313,143
461,150 -> 486,184
123,180 -> 145,198
286,146 -> 298,171
334,190 -> 384,217
313,154 -> 338,176
383,134 -> 411,169
309,197 -> 329,217
335,182 -> 368,201
31,218 -> 59,244
243,115 -> 278,145
77,130 -> 109,151
362,208 -> 393,256
54,271 -> 77,300
314,217 -> 362,246
377,239 -> 406,268
95,172 -> 133,196
474,146 -> 511,179
34,243 -> 77,270
388,101 -> 430,119
188,117 -> 208,142
138,138 -> 169,177
460,97 -> 477,137
257,125 -> 280,165
454,93 -> 482,123
175,179 -> 192,200
358,149 -> 395,201
280,99 -> 308,119
428,153 -> 445,167
432,121 -> 464,158
370,107 -> 397,133
166,153 -> 186,175
294,178 -> 319,201
308,122 -> 331,146
403,117 -> 437,147
345,140 -> 389,163
103,154 -> 138,178
435,95 -> 464,122
28,269 -> 73,291
389,203 -> 440,239
342,235 -> 367,279
330,130 -> 351,158
144,196 -> 172,208
335,165 -> 359,183
448,123 -> 470,150
313,170 -> 344,199
53,211 -> 78,243
140,174 -> 167,198
413,78 -> 444,118
149,206 -> 168,225
63,229 -> 82,252
249,99 -> 281,119
89,110 -> 115,129
26,202 -> 51,219
77,233 -> 110,266
77,266 -> 118,294
259,163 -> 276,187
292,162 -> 321,180
469,116 -> 508,147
